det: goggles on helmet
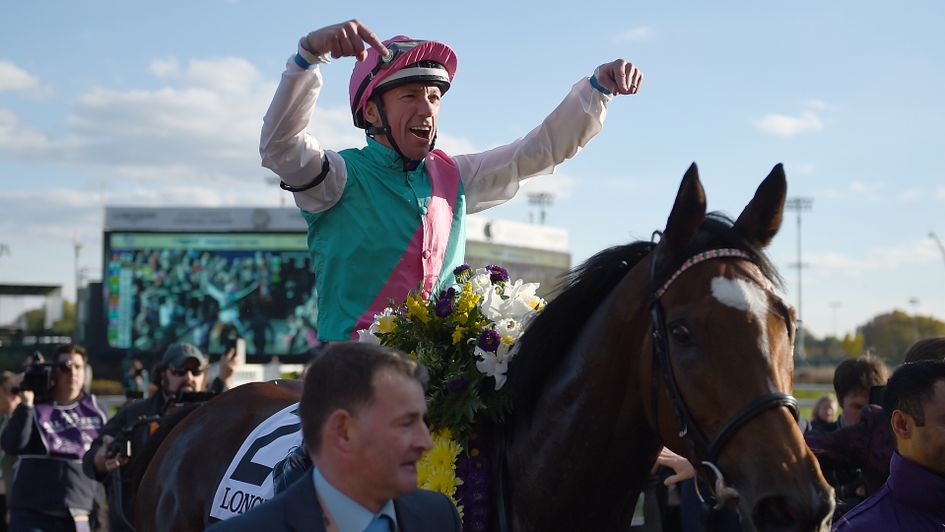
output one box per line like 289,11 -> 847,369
350,38 -> 455,129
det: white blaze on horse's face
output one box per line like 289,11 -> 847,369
710,276 -> 770,360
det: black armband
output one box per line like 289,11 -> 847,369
279,157 -> 330,192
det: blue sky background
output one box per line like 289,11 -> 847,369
2,1 -> 944,341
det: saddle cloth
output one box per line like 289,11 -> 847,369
209,402 -> 304,521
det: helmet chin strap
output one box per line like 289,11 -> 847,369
366,94 -> 433,172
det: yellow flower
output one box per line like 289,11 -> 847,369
406,293 -> 431,324
454,282 -> 481,317
416,428 -> 463,499
451,326 -> 467,345
425,467 -> 460,497
376,313 -> 397,334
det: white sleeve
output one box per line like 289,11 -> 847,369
453,78 -> 612,214
259,49 -> 348,214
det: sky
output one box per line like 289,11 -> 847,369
1,1 -> 944,340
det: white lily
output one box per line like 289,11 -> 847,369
474,346 -> 509,390
356,328 -> 380,345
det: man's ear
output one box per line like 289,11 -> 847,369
363,101 -> 380,128
890,409 -> 913,440
324,409 -> 355,452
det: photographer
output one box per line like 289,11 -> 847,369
0,344 -> 106,532
82,342 -> 237,531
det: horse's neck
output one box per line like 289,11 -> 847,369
505,271 -> 661,529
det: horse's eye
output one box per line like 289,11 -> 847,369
669,323 -> 692,344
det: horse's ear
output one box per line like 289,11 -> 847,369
734,163 -> 787,248
656,163 -> 707,268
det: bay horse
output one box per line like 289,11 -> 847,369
134,163 -> 834,531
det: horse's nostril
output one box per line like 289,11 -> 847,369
752,492 -> 834,532
752,495 -> 798,532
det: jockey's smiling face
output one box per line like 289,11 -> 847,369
348,367 -> 433,506
364,82 -> 442,162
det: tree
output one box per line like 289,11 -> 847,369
859,310 -> 945,364
15,300 -> 76,335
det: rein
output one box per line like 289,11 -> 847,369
648,248 -> 798,508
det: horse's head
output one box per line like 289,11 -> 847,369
645,163 -> 834,531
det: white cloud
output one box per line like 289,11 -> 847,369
802,99 -> 838,112
791,163 -> 816,175
0,55 -> 479,187
937,187 -> 945,199
0,108 -> 52,151
848,180 -> 884,195
0,60 -> 51,96
149,57 -> 181,78
755,110 -> 822,137
181,57 -> 263,94
517,171 -> 577,200
610,26 -> 653,43
898,188 -> 922,201
807,238 -> 939,275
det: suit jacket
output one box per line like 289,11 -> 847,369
205,475 -> 462,532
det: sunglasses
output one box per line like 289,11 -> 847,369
169,367 -> 204,377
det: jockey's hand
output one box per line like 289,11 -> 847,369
94,435 -> 130,475
656,446 -> 696,486
303,20 -> 389,62
594,59 -> 643,95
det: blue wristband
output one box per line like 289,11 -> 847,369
293,53 -> 312,70
589,74 -> 612,95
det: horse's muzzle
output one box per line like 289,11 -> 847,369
750,487 -> 835,532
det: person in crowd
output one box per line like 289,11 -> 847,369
1,344 -> 106,532
207,342 -> 460,531
805,353 -> 891,518
832,353 -> 889,430
82,342 -> 238,531
261,19 -> 644,343
904,336 -> 945,363
810,393 -> 840,433
833,359 -> 945,531
0,371 -> 21,531
123,358 -> 149,397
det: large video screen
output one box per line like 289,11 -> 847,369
104,232 -> 318,356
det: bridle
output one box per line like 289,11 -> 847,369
647,248 -> 799,507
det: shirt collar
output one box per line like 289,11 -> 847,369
312,467 -> 398,532
363,137 -> 426,172
888,451 -> 945,519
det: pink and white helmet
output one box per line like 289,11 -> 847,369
349,35 -> 457,129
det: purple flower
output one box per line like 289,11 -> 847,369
453,263 -> 472,284
446,377 -> 469,394
486,264 -> 509,283
477,329 -> 501,352
434,288 -> 455,317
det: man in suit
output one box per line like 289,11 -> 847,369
208,342 -> 461,531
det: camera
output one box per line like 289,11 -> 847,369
13,363 -> 55,399
106,414 -> 161,460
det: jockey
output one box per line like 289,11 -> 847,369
261,19 -> 643,342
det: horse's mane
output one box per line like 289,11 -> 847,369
127,402 -> 203,499
510,213 -> 782,420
